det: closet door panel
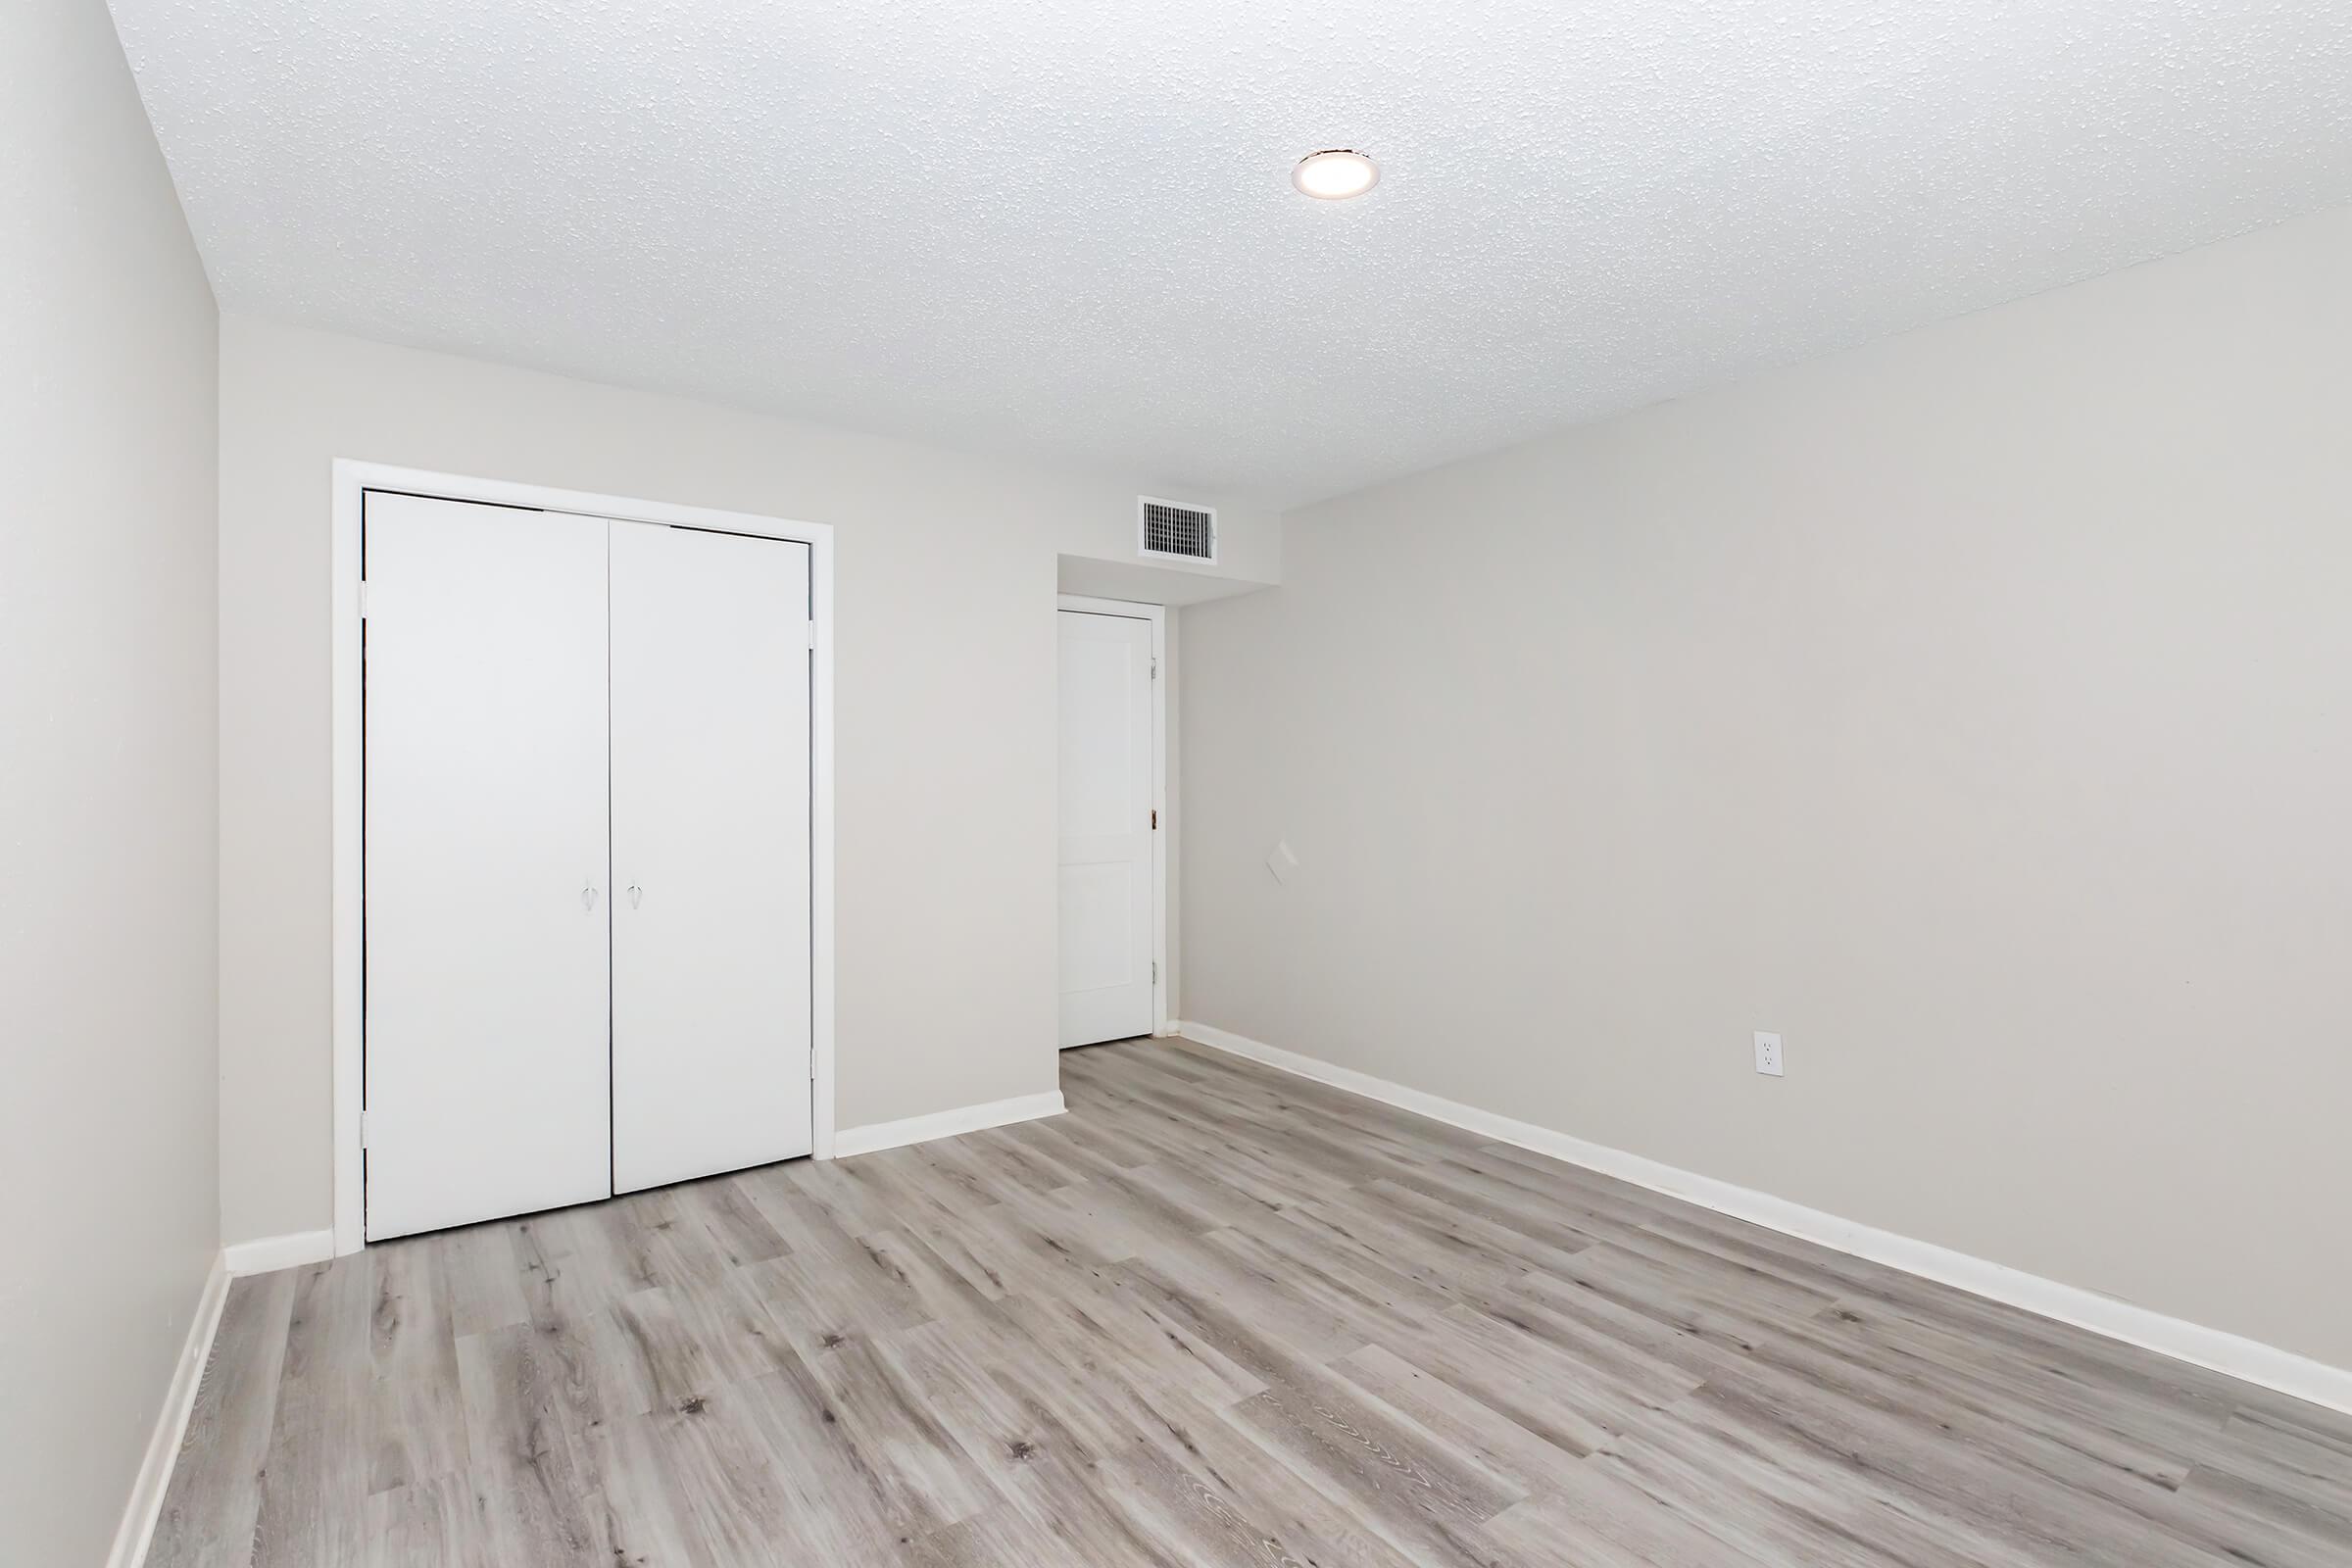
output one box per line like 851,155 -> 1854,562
610,521 -> 813,1192
362,492 -> 613,1241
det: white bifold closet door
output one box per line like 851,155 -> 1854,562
1057,609 -> 1155,1047
365,495 -> 813,1242
609,520 -> 813,1192
364,492 -> 614,1241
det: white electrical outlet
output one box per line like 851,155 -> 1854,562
1753,1030 -> 1785,1077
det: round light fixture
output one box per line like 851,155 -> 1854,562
1292,148 -> 1379,201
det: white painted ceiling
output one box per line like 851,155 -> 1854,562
112,1 -> 2352,507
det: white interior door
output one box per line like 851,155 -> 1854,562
1058,610 -> 1156,1047
610,521 -> 813,1193
363,492 -> 613,1241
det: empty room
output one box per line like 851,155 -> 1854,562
9,1 -> 2352,1564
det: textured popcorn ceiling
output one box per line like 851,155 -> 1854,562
111,1 -> 2352,507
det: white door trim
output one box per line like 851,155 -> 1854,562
331,460 -> 837,1257
1055,593 -> 1168,1040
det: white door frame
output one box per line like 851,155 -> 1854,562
1056,593 -> 1169,1041
331,460 -> 836,1257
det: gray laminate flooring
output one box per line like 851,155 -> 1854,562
149,1039 -> 2352,1566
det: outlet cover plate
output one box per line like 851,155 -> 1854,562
1754,1030 -> 1785,1077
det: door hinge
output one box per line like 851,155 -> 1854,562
1152,960 -> 1158,984
806,621 -> 817,650
1151,657 -> 1158,679
1151,808 -> 1158,830
360,1109 -> 370,1148
358,580 -> 369,618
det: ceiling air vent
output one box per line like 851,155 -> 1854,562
1139,497 -> 1217,564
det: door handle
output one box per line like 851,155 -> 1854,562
582,884 -> 600,912
628,884 -> 643,909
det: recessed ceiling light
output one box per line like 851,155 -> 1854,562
1293,149 -> 1379,201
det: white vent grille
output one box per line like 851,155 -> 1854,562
1139,498 -> 1217,564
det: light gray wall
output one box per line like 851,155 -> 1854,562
0,1 -> 220,1561
1181,205 -> 2352,1370
218,317 -> 1276,1247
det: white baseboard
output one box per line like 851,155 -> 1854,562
222,1228 -> 336,1277
106,1252 -> 229,1568
1172,1019 -> 2352,1417
831,1090 -> 1066,1159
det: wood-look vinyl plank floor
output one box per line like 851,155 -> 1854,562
148,1038 -> 2352,1566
